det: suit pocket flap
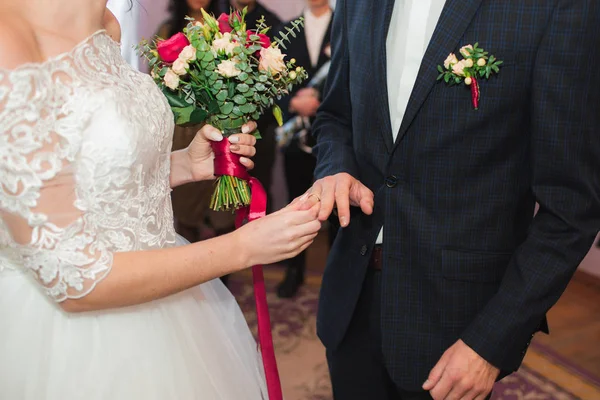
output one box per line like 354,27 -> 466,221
442,248 -> 513,283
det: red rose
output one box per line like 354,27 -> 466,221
217,13 -> 233,33
157,33 -> 190,63
246,31 -> 271,49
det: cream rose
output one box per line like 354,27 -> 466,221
164,69 -> 180,90
444,53 -> 459,69
217,60 -> 241,78
464,58 -> 474,68
178,45 -> 197,62
459,45 -> 474,58
477,58 -> 487,67
465,77 -> 473,85
172,58 -> 189,76
452,60 -> 467,76
258,47 -> 286,75
212,32 -> 237,55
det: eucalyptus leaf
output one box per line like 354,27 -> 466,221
238,72 -> 249,81
232,106 -> 244,117
203,51 -> 215,62
236,83 -> 250,93
255,83 -> 266,91
220,102 -> 234,114
233,95 -> 247,105
216,90 -> 228,101
258,74 -> 268,83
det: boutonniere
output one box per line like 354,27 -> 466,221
437,43 -> 503,110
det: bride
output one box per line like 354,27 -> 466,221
0,1 -> 322,398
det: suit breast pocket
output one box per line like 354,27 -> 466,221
439,248 -> 513,332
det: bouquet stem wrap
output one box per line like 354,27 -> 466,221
211,139 -> 282,400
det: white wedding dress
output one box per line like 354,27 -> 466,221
0,30 -> 267,399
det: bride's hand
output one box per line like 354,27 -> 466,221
234,195 -> 322,267
187,122 -> 258,182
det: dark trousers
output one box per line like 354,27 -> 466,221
326,269 -> 493,400
284,149 -> 317,270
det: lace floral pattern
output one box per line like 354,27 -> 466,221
0,31 -> 177,301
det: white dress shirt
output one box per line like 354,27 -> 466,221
377,0 -> 446,244
303,8 -> 333,67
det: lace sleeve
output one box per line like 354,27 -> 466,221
0,65 -> 113,302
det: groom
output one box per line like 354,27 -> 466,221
305,0 -> 600,399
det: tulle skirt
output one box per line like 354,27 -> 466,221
0,236 -> 267,399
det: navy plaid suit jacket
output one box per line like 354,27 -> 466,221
312,0 -> 600,391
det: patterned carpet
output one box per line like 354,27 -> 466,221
228,270 -> 600,400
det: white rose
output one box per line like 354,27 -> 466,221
452,60 -> 467,76
459,45 -> 474,58
258,47 -> 286,75
443,53 -> 459,69
212,32 -> 237,55
217,60 -> 241,78
164,69 -> 180,90
179,45 -> 197,62
172,58 -> 189,76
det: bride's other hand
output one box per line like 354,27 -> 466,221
234,195 -> 322,266
171,121 -> 258,187
188,121 -> 258,179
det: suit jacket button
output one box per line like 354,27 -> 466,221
385,175 -> 398,188
360,245 -> 368,256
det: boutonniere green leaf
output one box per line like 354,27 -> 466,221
437,43 -> 503,110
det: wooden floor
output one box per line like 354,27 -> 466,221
305,229 -> 600,379
534,273 -> 600,377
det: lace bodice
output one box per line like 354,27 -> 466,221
0,31 -> 177,301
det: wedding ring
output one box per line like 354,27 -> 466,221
308,193 -> 321,202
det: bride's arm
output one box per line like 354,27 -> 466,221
60,206 -> 318,312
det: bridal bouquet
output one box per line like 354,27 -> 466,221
138,8 -> 307,211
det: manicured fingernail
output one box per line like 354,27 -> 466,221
242,124 -> 251,134
228,136 -> 240,143
230,144 -> 240,151
340,216 -> 347,227
240,157 -> 250,164
208,129 -> 223,141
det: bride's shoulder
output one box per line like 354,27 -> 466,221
0,13 -> 42,70
103,8 -> 121,44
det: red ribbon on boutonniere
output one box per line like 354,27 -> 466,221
437,43 -> 503,110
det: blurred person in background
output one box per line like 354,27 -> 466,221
275,0 -> 333,298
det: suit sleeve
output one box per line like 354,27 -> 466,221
312,0 -> 360,180
461,0 -> 600,370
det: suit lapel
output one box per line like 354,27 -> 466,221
375,0 -> 397,153
392,0 -> 484,150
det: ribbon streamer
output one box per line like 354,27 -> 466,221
211,140 -> 282,400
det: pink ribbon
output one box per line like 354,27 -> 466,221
211,140 -> 283,400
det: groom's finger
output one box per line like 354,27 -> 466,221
318,180 -> 336,222
335,180 -> 351,227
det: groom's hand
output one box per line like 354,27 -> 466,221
423,340 -> 499,400
303,173 -> 374,227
